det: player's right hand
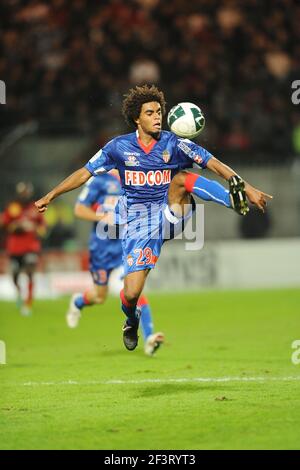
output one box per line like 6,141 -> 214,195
35,196 -> 50,213
245,185 -> 273,213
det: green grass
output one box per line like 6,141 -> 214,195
1,289 -> 300,450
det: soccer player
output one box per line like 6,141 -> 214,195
66,170 -> 164,356
2,182 -> 46,315
35,84 -> 272,351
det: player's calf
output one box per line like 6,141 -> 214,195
179,172 -> 249,215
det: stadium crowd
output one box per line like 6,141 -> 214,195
1,0 -> 299,156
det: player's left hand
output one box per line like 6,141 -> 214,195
245,184 -> 273,212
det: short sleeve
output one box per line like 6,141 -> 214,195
85,139 -> 116,176
175,136 -> 213,169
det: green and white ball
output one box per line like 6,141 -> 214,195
167,102 -> 205,139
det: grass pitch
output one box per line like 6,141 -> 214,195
1,289 -> 300,450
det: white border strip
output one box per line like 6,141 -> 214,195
20,376 -> 300,387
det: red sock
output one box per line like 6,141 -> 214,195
83,291 -> 92,305
137,295 -> 149,307
120,289 -> 134,308
184,172 -> 199,193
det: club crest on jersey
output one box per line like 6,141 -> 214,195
193,155 -> 203,164
162,150 -> 171,163
127,255 -> 134,267
125,155 -> 140,167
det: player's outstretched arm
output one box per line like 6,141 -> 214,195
74,203 -> 105,222
206,156 -> 273,212
35,167 -> 92,213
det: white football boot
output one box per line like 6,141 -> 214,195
144,332 -> 165,356
66,294 -> 82,328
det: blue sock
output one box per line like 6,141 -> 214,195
74,294 -> 85,310
139,303 -> 153,340
74,293 -> 92,311
185,173 -> 231,208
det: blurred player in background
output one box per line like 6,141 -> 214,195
66,170 -> 164,356
35,84 -> 272,351
2,182 -> 46,315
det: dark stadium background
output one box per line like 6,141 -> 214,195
0,0 -> 299,288
0,0 -> 300,451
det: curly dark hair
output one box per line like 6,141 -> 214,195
122,84 -> 166,127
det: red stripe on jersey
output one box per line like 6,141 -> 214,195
151,255 -> 159,265
137,137 -> 157,154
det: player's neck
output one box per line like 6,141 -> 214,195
137,128 -> 156,146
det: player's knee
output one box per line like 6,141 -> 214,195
123,288 -> 141,305
172,171 -> 188,188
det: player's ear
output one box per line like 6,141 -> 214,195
134,117 -> 139,126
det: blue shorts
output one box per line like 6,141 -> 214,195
89,248 -> 123,286
122,197 -> 195,275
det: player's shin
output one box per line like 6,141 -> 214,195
184,173 -> 231,208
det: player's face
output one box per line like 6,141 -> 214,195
136,102 -> 162,137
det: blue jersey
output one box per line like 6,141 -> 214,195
77,173 -> 123,272
85,130 -> 212,210
84,131 -> 213,276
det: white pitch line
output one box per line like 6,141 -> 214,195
20,376 -> 300,387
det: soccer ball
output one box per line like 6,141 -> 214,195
167,102 -> 205,139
